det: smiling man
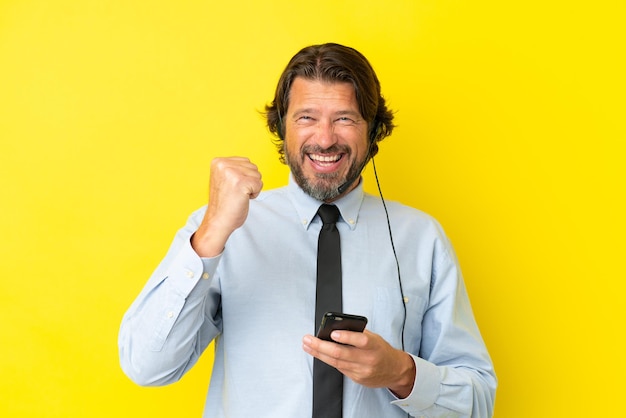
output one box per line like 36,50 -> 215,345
119,43 -> 496,418
283,78 -> 368,202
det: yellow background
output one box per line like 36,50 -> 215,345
1,1 -> 624,416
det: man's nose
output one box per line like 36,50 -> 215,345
315,120 -> 337,148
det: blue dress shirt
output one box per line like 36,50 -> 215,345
119,176 -> 496,417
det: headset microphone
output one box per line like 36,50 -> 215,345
336,148 -> 371,194
337,178 -> 357,195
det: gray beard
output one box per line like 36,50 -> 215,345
285,147 -> 362,202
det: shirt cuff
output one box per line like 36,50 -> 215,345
163,236 -> 222,300
390,354 -> 440,413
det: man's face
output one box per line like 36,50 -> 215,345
283,77 -> 369,202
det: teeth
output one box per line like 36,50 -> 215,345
310,154 -> 340,163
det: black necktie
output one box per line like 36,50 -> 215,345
313,204 -> 343,418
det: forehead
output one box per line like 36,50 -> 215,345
287,77 -> 359,113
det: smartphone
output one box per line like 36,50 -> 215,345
316,312 -> 368,342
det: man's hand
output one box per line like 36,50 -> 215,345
191,157 -> 263,257
302,329 -> 416,399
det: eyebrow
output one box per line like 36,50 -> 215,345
334,110 -> 363,119
291,108 -> 363,119
291,108 -> 317,117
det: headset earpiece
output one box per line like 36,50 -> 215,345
369,120 -> 382,144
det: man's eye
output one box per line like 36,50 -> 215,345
295,116 -> 315,124
336,117 -> 355,124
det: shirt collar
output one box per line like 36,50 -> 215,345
287,174 -> 364,231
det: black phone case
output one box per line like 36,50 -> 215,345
316,312 -> 368,341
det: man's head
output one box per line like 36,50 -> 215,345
265,43 -> 394,201
266,43 -> 394,160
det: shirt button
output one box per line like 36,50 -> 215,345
302,219 -> 308,225
167,311 -> 174,318
202,272 -> 210,280
348,218 -> 355,225
403,296 -> 410,304
185,270 -> 194,278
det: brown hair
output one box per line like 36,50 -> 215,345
265,43 -> 395,163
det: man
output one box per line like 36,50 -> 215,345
119,43 -> 496,417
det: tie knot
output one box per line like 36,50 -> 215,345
318,204 -> 340,225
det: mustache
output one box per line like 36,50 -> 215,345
301,144 -> 351,155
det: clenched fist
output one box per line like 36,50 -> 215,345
191,157 -> 263,257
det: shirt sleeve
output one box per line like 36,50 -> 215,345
391,232 -> 497,417
118,207 -> 222,386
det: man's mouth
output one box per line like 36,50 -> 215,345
308,153 -> 343,167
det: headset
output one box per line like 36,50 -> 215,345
278,113 -> 408,350
338,119 -> 407,351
